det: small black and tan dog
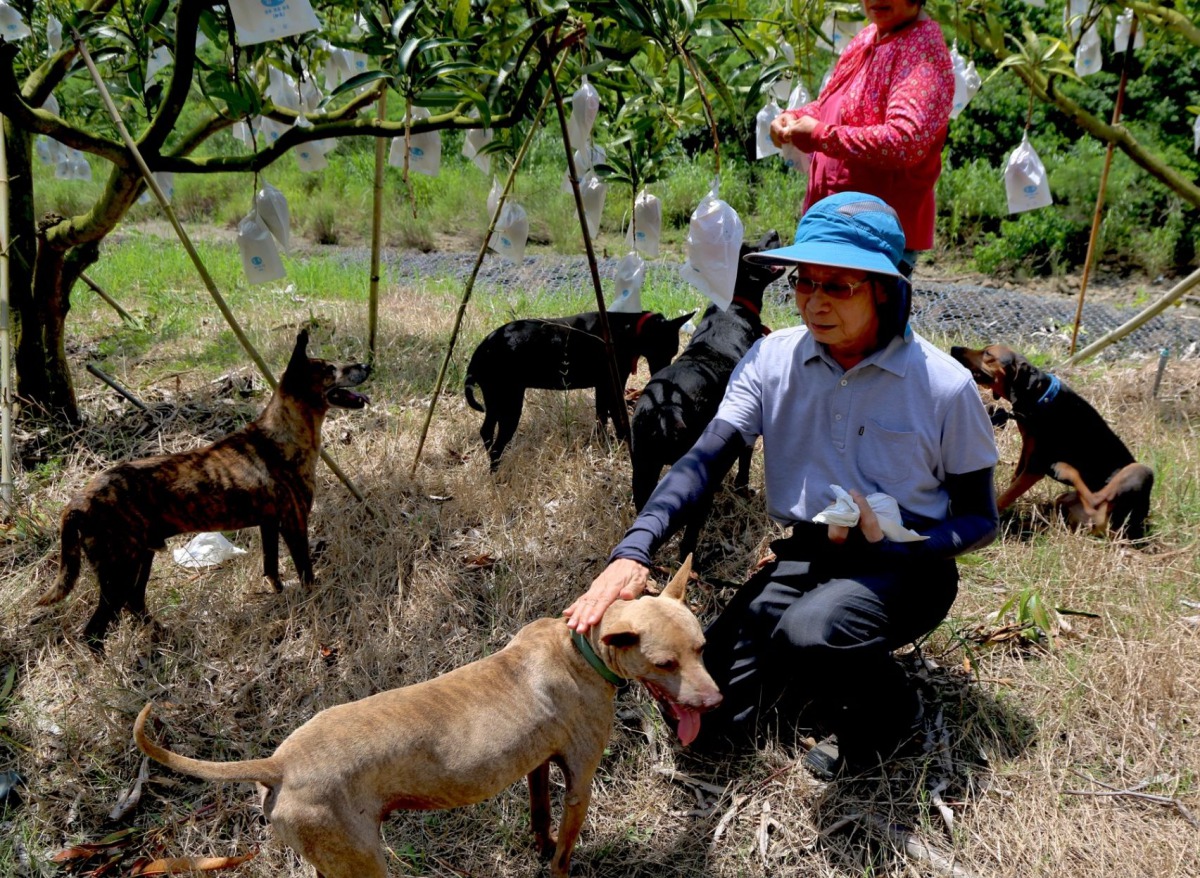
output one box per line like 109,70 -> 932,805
465,309 -> 693,469
630,231 -> 785,559
38,330 -> 369,647
950,343 -> 1152,540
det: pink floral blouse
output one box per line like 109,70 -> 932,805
782,16 -> 954,250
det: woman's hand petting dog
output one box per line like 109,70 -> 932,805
564,558 -> 650,635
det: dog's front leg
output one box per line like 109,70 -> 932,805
996,470 -> 1043,511
527,761 -> 555,857
280,510 -> 314,587
549,758 -> 599,878
261,521 -> 282,592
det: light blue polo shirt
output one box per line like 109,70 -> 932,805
715,326 -> 998,525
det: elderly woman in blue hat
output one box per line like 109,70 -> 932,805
566,192 -> 999,775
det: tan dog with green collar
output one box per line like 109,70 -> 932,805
134,558 -> 720,878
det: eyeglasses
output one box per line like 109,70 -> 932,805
788,269 -> 874,300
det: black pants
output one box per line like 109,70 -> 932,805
698,527 -> 957,760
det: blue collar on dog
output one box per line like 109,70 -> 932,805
571,630 -> 626,687
1037,373 -> 1062,406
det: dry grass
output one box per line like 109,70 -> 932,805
1,283 -> 1199,878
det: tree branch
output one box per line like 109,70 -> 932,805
141,0 -> 205,153
1125,1 -> 1200,49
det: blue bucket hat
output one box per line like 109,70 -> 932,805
742,191 -> 906,277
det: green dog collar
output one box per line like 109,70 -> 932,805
571,630 -> 626,687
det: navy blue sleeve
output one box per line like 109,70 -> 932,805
610,418 -> 749,567
870,467 -> 999,560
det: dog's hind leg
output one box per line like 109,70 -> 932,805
260,521 -> 283,592
527,760 -> 555,857
124,551 -> 155,620
486,389 -> 525,469
83,555 -> 133,648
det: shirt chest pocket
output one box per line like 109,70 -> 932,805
858,419 -> 920,485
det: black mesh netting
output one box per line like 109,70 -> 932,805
372,250 -> 1199,362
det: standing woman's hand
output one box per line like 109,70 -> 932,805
564,558 -> 650,634
770,114 -> 820,150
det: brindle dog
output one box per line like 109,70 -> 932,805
37,330 -> 369,648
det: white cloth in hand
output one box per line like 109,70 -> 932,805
811,485 -> 929,543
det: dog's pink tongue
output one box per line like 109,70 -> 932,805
673,705 -> 702,747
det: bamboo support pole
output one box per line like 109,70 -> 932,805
79,271 -> 141,327
547,71 -> 631,447
368,89 -> 387,366
409,41 -> 575,475
70,30 -> 366,504
1069,16 -> 1138,356
0,114 -> 12,506
1062,266 -> 1200,365
86,363 -> 150,413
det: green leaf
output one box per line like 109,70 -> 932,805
142,0 -> 169,28
329,69 -> 391,100
454,0 -> 470,35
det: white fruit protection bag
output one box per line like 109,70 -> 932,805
625,188 -> 662,257
609,252 -> 646,313
255,181 -> 291,251
238,210 -> 287,284
1074,25 -> 1102,77
0,1 -> 31,41
565,76 -> 600,151
228,0 -> 320,46
679,180 -> 744,310
780,84 -> 812,173
580,171 -> 607,238
486,178 -> 529,263
755,101 -> 782,159
462,110 -> 493,175
949,43 -> 981,118
1113,9 -> 1145,52
1004,132 -> 1053,214
137,172 -> 175,205
389,107 -> 441,176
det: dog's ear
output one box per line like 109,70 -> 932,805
661,554 -> 692,602
291,328 -> 310,364
1004,352 -> 1037,403
600,625 -> 640,649
668,312 -> 695,332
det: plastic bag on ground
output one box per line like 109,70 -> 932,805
256,181 -> 291,250
1004,132 -> 1053,214
238,210 -> 287,283
812,485 -> 929,542
625,188 -> 662,258
679,180 -> 744,310
173,532 -> 248,569
756,101 -> 782,159
227,0 -> 320,45
609,252 -> 646,313
950,44 -> 981,118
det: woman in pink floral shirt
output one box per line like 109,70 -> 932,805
771,0 -> 954,265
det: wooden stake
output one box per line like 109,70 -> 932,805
368,88 -> 388,366
1069,15 -> 1138,356
548,70 -> 631,447
79,271 -> 142,327
409,37 -> 577,475
0,112 -> 12,506
71,30 -> 366,505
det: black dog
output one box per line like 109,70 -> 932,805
630,232 -> 785,559
950,343 -> 1153,540
465,309 -> 694,469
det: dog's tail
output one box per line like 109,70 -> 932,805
464,371 -> 485,412
134,704 -> 284,787
38,507 -> 85,606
